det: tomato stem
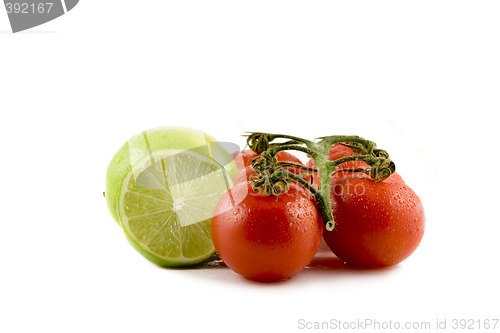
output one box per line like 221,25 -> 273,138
246,132 -> 314,153
246,132 -> 396,231
274,168 -> 335,230
275,161 -> 318,174
268,144 -> 321,159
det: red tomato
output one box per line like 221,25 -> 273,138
323,173 -> 425,267
211,181 -> 323,281
233,149 -> 305,184
232,165 -> 260,184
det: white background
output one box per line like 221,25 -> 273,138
1,1 -> 499,332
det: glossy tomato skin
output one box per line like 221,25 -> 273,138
211,182 -> 323,281
323,173 -> 425,267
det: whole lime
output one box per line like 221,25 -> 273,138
105,126 -> 236,267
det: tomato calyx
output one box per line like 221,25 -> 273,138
249,149 -> 314,197
245,132 -> 396,231
246,132 -> 308,154
328,154 -> 396,182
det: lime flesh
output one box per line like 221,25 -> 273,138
120,150 -> 233,267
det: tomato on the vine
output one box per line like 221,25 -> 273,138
306,144 -> 424,267
323,172 -> 425,267
211,181 -> 323,281
230,133 -> 425,270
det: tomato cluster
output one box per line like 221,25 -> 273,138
211,141 -> 425,282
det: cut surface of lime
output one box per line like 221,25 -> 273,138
119,149 -> 233,267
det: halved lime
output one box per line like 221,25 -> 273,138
105,127 -> 236,267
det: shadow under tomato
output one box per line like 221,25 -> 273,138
304,249 -> 398,273
171,250 -> 397,286
305,253 -> 346,270
177,250 -> 397,273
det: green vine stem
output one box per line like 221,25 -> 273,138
253,168 -> 335,230
246,132 -> 314,153
274,162 -> 317,174
246,132 -> 396,231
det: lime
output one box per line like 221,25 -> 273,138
105,127 -> 236,267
